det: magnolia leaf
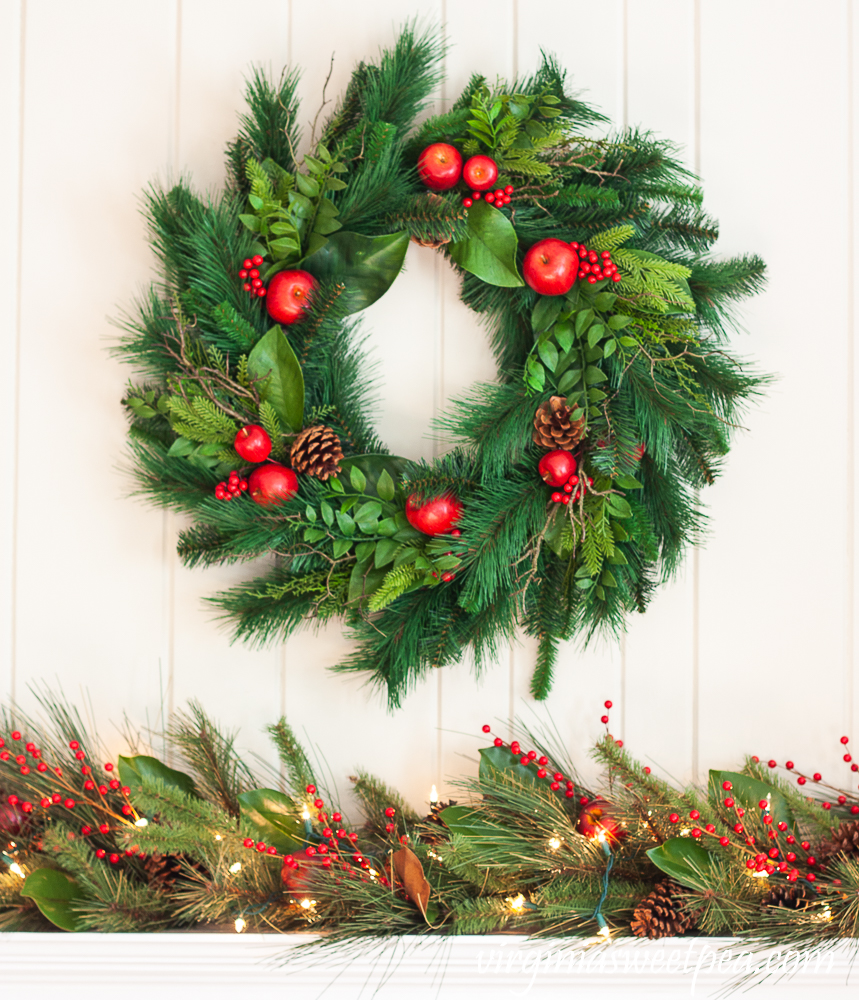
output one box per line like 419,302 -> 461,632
389,845 -> 431,920
449,201 -> 523,287
247,327 -> 305,432
117,755 -> 197,798
646,837 -> 714,888
21,868 -> 86,932
237,788 -> 306,853
302,230 -> 409,314
709,770 -> 795,833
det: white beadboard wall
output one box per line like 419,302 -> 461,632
1,0 -> 857,816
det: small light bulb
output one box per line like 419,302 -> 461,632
134,818 -> 148,828
300,897 -> 315,909
214,834 -> 222,841
301,806 -> 310,820
597,925 -> 611,940
234,917 -> 246,933
680,828 -> 690,836
597,830 -> 607,843
548,837 -> 561,851
752,870 -> 769,878
229,862 -> 242,874
430,784 -> 438,805
508,893 -> 525,913
8,863 -> 25,879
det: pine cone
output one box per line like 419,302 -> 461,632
290,425 -> 344,481
532,396 -> 586,451
817,819 -> 859,860
410,193 -> 455,248
142,851 -> 207,892
420,799 -> 456,844
630,879 -> 695,940
761,883 -> 812,911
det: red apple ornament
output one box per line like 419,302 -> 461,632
266,270 -> 317,325
234,425 -> 272,463
576,798 -> 624,845
523,239 -> 579,296
462,155 -> 498,191
417,143 -> 462,191
405,493 -> 463,536
248,463 -> 299,506
538,450 -> 577,488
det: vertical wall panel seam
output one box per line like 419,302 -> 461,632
619,0 -> 628,740
509,0 -> 519,735
435,0 -> 448,792
10,0 -> 27,710
691,0 -> 702,785
847,0 -> 855,738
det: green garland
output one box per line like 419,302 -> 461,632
117,25 -> 766,705
2,692 -> 858,967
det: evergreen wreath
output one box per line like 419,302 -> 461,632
2,692 -> 857,981
117,25 -> 766,706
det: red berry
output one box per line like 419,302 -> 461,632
689,809 -> 700,820
251,255 -> 263,267
550,781 -> 560,791
257,288 -> 267,298
797,776 -> 806,785
604,700 -> 612,709
238,269 -> 248,279
719,836 -> 729,846
462,198 -> 473,208
537,769 -> 547,778
471,191 -> 481,200
504,185 -> 514,195
384,807 -> 395,818
243,259 -> 253,269
314,798 -> 324,809
845,754 -> 853,762
600,715 -> 608,724
758,800 -> 768,809
96,849 -> 106,859
441,572 -> 455,582
722,781 -> 732,791
493,737 -> 503,747
785,761 -> 794,770
669,813 -> 679,823
105,763 -> 114,771
243,283 -> 252,292
813,772 -> 822,781
611,274 -> 622,282
485,193 -> 495,204
841,736 -> 850,744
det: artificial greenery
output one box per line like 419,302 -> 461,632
117,24 -> 766,706
2,693 -> 857,977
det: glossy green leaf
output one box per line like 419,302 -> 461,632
608,314 -> 634,330
709,770 -> 795,833
537,341 -> 559,371
607,495 -> 632,518
646,837 -> 714,888
376,469 -> 396,502
584,365 -> 607,385
338,455 -> 409,499
575,309 -> 594,336
554,321 -> 574,353
21,868 -> 85,932
449,201 -> 523,287
247,327 -> 304,432
118,755 -> 197,798
349,465 -> 367,493
302,230 -> 409,314
615,475 -> 642,489
238,788 -> 306,853
532,296 -> 563,334
295,173 -> 319,198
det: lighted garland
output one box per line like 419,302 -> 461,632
2,693 -> 859,964
118,26 -> 766,705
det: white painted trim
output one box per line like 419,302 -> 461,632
1,933 -> 856,999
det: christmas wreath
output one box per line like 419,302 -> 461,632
118,26 -> 765,705
2,693 -> 858,978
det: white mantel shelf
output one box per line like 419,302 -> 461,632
1,933 -> 856,999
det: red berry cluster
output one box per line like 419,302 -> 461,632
238,255 -> 267,298
572,242 -> 621,284
215,471 -> 248,501
481,723 -> 584,800
749,733 -> 859,815
462,185 -> 514,209
550,472 -> 593,505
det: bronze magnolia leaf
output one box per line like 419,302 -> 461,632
390,845 -> 431,919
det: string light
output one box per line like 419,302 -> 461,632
214,834 -> 222,841
8,862 -> 25,879
229,862 -> 242,874
234,917 -> 247,933
134,817 -> 149,828
547,836 -> 562,851
597,924 -> 611,941
301,806 -> 310,820
299,897 -> 316,910
430,785 -> 438,805
507,893 -> 526,913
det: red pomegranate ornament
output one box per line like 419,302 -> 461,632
538,450 -> 577,488
234,425 -> 272,463
576,798 -> 624,845
405,493 -> 463,536
523,239 -> 579,296
417,143 -> 463,191
266,270 -> 317,325
248,464 -> 299,506
0,799 -> 26,836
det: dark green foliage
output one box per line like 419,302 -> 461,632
118,26 -> 766,706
